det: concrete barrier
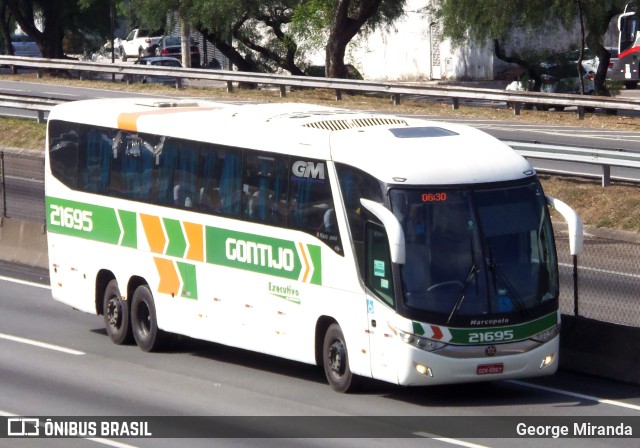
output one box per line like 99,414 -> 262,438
0,217 -> 48,270
560,315 -> 640,385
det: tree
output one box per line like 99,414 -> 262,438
131,0 -> 307,74
430,0 -> 627,94
5,0 -> 113,59
293,0 -> 406,78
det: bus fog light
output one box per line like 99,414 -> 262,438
415,364 -> 433,377
540,353 -> 556,369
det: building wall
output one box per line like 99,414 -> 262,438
337,0 -> 612,82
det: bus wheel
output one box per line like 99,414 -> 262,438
131,285 -> 168,352
103,279 -> 131,345
323,323 -> 357,393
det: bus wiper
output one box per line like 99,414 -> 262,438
446,239 -> 477,325
486,243 -> 529,317
446,262 -> 477,325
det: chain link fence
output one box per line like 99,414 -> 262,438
555,225 -> 640,328
1,147 -> 639,328
0,149 -> 45,223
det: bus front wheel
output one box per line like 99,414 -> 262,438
103,279 -> 131,345
323,323 -> 358,393
131,285 -> 168,352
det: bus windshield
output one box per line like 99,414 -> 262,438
390,181 -> 558,325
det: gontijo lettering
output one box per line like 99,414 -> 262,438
225,238 -> 295,271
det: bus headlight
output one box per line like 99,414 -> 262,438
388,324 -> 447,352
530,325 -> 560,343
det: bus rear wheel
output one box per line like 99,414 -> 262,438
131,285 -> 168,352
103,279 -> 131,345
323,323 -> 358,393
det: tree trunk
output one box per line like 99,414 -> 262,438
180,15 -> 191,68
325,0 -> 382,78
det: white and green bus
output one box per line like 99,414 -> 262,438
45,98 -> 583,392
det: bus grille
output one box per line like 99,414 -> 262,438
303,117 -> 408,131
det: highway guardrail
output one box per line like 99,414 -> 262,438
2,55 -> 640,119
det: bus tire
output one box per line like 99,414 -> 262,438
103,279 -> 132,345
323,323 -> 358,393
131,285 -> 168,352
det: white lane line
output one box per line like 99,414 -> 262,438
0,410 -> 139,448
507,380 -> 640,412
0,275 -> 50,289
0,333 -> 85,355
558,262 -> 640,280
425,435 -> 491,448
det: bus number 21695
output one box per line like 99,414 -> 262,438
50,205 -> 93,232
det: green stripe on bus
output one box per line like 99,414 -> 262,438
412,312 -> 557,345
47,197 -> 122,245
164,218 -> 187,258
205,227 -> 322,285
177,261 -> 198,300
118,210 -> 137,248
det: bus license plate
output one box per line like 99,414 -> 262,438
477,363 -> 504,375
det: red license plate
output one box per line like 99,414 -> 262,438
477,363 -> 504,375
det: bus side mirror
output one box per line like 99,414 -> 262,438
546,195 -> 583,256
360,198 -> 405,264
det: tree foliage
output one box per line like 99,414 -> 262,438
430,0 -> 628,94
4,0 -> 112,58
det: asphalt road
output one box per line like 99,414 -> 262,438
1,268 -> 640,448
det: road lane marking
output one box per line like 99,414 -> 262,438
558,262 -> 640,280
0,333 -> 85,355
0,275 -> 51,289
507,380 -> 640,412
0,410 -> 140,448
413,435 -> 490,448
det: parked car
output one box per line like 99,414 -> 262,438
5,33 -> 41,57
121,56 -> 182,84
506,58 -> 595,111
155,36 -> 200,68
120,28 -> 163,61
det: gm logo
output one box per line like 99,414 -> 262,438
292,161 -> 325,180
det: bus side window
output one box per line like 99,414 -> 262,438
288,158 -> 342,254
48,120 -> 79,189
110,132 -> 154,201
80,128 -> 112,194
242,152 -> 288,226
218,149 -> 242,217
365,222 -> 395,306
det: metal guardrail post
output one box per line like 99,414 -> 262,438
335,89 -> 342,101
602,165 -> 611,187
573,255 -> 579,316
279,85 -> 286,98
577,106 -> 585,120
392,93 -> 400,105
452,98 -> 459,110
513,103 -> 521,116
226,81 -> 233,93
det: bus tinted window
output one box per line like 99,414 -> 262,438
288,158 -> 342,252
47,120 -> 342,252
48,121 -> 79,189
243,152 -> 289,226
80,127 -> 112,194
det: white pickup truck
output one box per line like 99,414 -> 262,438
119,29 -> 162,61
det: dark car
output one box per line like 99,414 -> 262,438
306,64 -> 363,79
122,56 -> 182,84
155,36 -> 200,68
